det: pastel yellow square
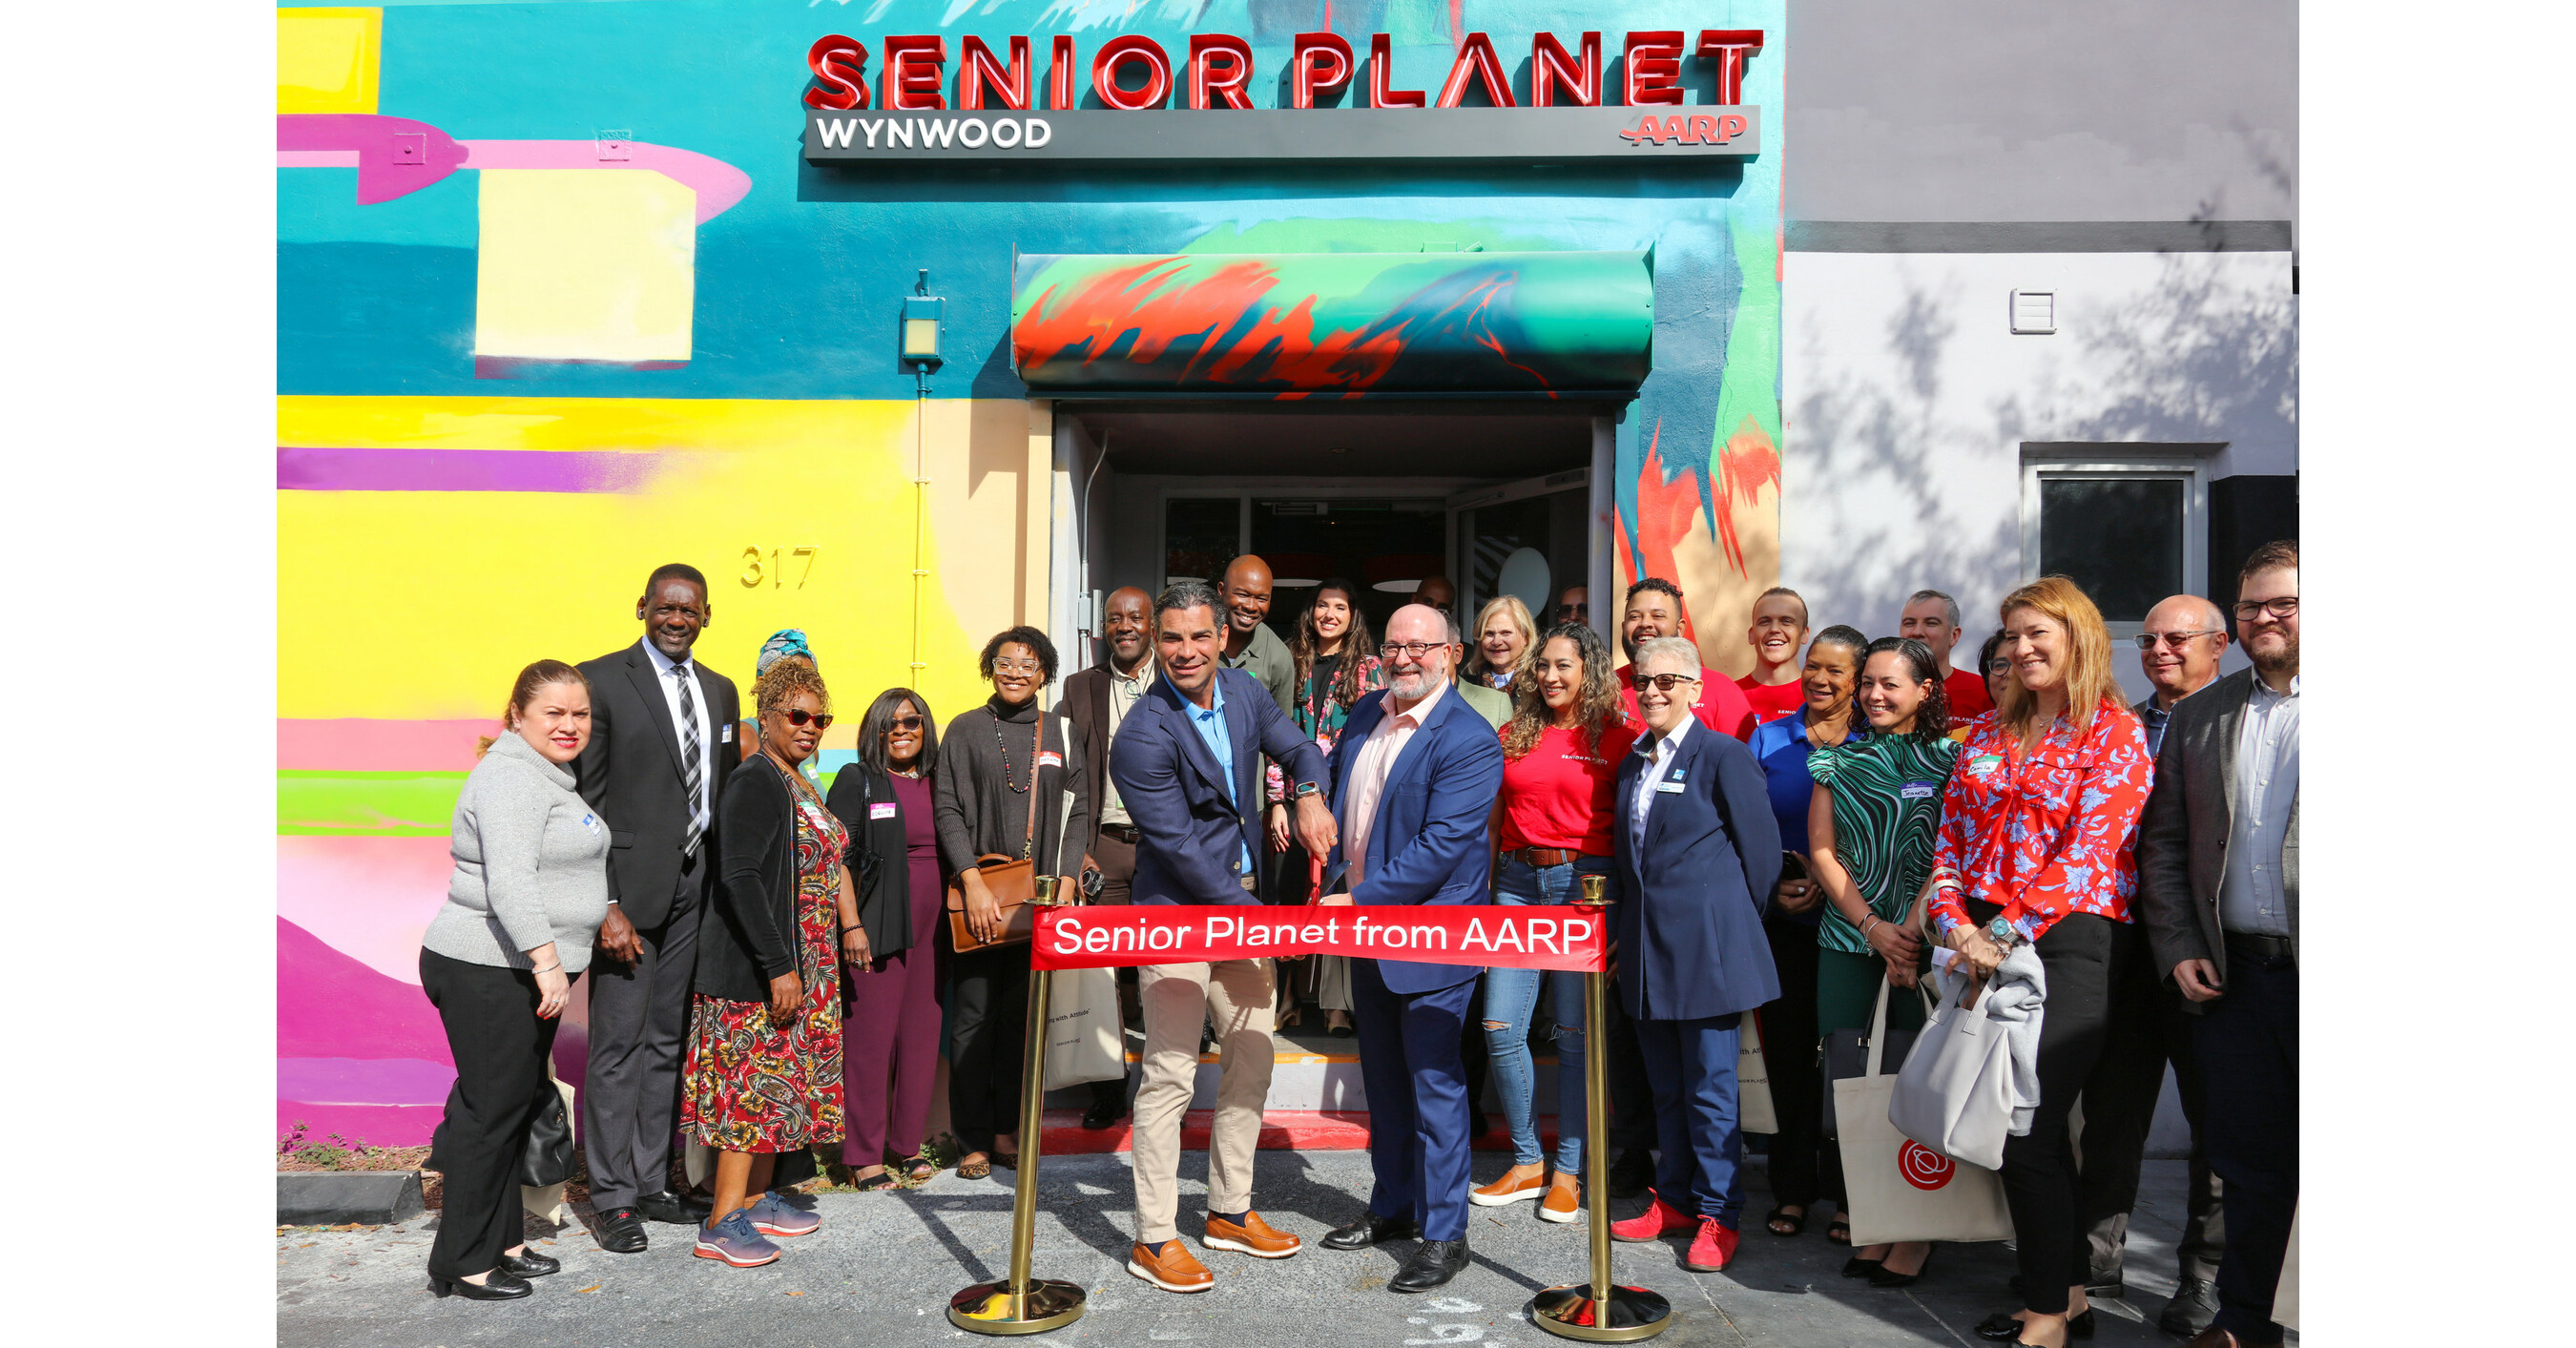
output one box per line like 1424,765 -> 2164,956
473,170 -> 696,363
278,9 -> 381,114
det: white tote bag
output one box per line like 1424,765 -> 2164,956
1737,1009 -> 1777,1134
1042,965 -> 1129,1089
1889,968 -> 2021,1172
1835,981 -> 2014,1246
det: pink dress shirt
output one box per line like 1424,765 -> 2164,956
1340,679 -> 1450,885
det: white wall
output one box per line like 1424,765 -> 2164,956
1779,249 -> 2296,699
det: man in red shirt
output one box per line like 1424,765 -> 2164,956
1613,577 -> 1755,739
1900,588 -> 1993,721
1735,586 -> 1808,727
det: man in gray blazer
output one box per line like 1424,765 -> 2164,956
2138,542 -> 2300,1348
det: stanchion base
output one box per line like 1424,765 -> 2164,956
946,1278 -> 1088,1336
1531,1282 -> 1672,1342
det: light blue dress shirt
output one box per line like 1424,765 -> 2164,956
2217,675 -> 2299,937
1183,676 -> 1255,876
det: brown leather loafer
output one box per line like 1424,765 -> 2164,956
1128,1240 -> 1215,1293
1538,1181 -> 1581,1224
1202,1211 -> 1301,1259
1469,1171 -> 1548,1207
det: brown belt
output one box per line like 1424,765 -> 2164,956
1098,822 -> 1141,843
1504,846 -> 1593,869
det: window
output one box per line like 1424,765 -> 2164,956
2020,448 -> 2213,627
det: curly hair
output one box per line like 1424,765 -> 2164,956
755,657 -> 830,717
1289,580 -> 1376,711
1502,623 -> 1625,760
979,625 -> 1058,682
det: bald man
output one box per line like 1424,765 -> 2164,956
2134,594 -> 2231,757
1409,576 -> 1457,618
1218,556 -> 1298,718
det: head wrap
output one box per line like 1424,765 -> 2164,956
756,629 -> 814,677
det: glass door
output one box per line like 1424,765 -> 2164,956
1448,467 -> 1593,633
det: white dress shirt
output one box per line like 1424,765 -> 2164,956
2217,674 -> 2299,936
1630,715 -> 1695,856
1098,660 -> 1154,827
641,637 -> 716,845
1341,679 -> 1448,886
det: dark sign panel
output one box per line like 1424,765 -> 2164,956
801,106 -> 1758,166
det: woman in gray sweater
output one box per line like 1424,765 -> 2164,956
419,660 -> 610,1301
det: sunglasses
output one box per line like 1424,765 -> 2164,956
774,708 -> 834,729
884,715 -> 924,733
1631,673 -> 1702,693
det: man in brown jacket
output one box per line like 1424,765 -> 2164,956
1064,586 -> 1156,1130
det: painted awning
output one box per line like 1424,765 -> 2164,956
1010,251 -> 1652,397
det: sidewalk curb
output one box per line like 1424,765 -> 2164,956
279,1171 -> 426,1226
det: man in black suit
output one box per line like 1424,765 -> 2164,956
573,564 -> 741,1254
1063,585 -> 1155,1130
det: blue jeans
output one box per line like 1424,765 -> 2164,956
1484,857 -> 1604,1172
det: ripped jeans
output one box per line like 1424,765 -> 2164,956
1484,855 -> 1607,1172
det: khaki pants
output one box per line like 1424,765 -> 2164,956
1132,958 -> 1275,1244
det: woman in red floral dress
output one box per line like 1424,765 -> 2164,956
682,662 -> 849,1267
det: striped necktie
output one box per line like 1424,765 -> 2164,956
674,667 -> 704,858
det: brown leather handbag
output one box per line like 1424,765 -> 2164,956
945,715 -> 1044,953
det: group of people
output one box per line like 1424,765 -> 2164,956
417,544 -> 2300,1348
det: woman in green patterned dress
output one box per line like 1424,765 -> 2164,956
1808,635 -> 1961,1287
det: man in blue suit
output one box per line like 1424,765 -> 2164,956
1109,580 -> 1337,1296
1606,635 -> 1782,1274
1314,603 -> 1506,1294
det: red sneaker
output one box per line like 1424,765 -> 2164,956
1609,1194 -> 1694,1243
1681,1216 -> 1739,1272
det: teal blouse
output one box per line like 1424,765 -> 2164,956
1808,733 -> 1962,955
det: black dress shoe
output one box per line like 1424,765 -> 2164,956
2158,1278 -> 2219,1337
1320,1214 -> 1421,1251
429,1270 -> 532,1300
1868,1246 -> 1935,1288
1973,1309 -> 2095,1340
498,1250 -> 560,1277
1082,1098 -> 1126,1130
1840,1255 -> 1883,1279
1388,1238 -> 1469,1293
594,1207 -> 648,1255
637,1190 -> 712,1224
1607,1150 -> 1656,1199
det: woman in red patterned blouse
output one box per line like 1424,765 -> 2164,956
1927,576 -> 2153,1348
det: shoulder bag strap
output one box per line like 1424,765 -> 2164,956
1019,715 -> 1042,861
1863,975 -> 1893,1079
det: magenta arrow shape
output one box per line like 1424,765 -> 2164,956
277,114 -> 468,204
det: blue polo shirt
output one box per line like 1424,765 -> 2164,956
1748,709 -> 1869,926
1182,674 -> 1255,875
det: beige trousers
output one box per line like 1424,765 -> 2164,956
1132,957 -> 1275,1244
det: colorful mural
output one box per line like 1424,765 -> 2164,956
277,0 -> 1785,1142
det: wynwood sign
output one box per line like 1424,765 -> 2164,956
800,29 -> 1762,165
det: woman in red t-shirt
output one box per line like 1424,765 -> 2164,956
1470,622 -> 1641,1224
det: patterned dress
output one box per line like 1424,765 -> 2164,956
1808,732 -> 1962,955
680,766 -> 848,1152
1926,699 -> 2153,942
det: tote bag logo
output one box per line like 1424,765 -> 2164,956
1898,1140 -> 1955,1191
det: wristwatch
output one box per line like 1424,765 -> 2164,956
1985,915 -> 2019,948
1292,781 -> 1322,801
1078,868 -> 1104,900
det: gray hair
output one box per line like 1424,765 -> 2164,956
1443,609 -> 1465,645
1155,579 -> 1223,624
1906,588 -> 1962,630
1634,634 -> 1700,674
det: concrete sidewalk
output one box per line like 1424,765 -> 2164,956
280,1152 -> 2247,1346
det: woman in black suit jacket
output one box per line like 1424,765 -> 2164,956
825,688 -> 945,1189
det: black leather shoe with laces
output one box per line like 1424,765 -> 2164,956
1388,1239 -> 1469,1294
1320,1214 -> 1420,1251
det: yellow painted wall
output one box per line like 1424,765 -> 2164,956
277,8 -> 382,114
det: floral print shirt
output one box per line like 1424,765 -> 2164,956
1265,652 -> 1386,804
1928,699 -> 2153,943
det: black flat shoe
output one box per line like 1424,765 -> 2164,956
1321,1214 -> 1421,1251
1388,1238 -> 1469,1293
1081,1099 -> 1126,1130
429,1270 -> 531,1300
1840,1255 -> 1883,1279
637,1189 -> 712,1224
593,1207 -> 648,1255
1867,1246 -> 1934,1288
1973,1309 -> 2094,1341
498,1250 -> 559,1277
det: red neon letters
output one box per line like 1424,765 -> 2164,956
1697,30 -> 1764,105
1434,31 -> 1516,108
1623,31 -> 1685,106
1092,33 -> 1172,110
804,34 -> 869,111
1530,31 -> 1601,108
1290,32 -> 1354,110
1049,34 -> 1076,111
1369,32 -> 1426,108
1187,33 -> 1254,110
959,34 -> 1030,111
882,35 -> 946,111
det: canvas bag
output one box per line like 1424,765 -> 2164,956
1834,979 -> 2014,1246
1738,1008 -> 1777,1134
1041,965 -> 1129,1089
1889,965 -> 2021,1172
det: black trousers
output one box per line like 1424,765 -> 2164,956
1756,916 -> 1824,1209
947,943 -> 1032,1153
1971,906 -> 2135,1318
1604,972 -> 1658,1153
579,863 -> 702,1210
421,948 -> 567,1281
2078,921 -> 2225,1284
2198,944 -> 2298,1340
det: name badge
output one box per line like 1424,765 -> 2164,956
580,813 -> 601,831
1037,750 -> 1063,769
1654,779 -> 1687,794
869,802 -> 898,820
720,722 -> 735,744
1965,754 -> 2002,778
1900,782 -> 1938,801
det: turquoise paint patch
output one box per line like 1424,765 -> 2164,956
278,167 -> 478,247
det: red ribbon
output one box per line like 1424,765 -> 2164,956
1032,904 -> 1606,972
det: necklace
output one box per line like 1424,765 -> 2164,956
993,708 -> 1032,794
889,762 -> 923,779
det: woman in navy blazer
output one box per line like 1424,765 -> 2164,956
1607,636 -> 1783,1275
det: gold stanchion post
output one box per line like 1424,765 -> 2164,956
1532,874 -> 1671,1342
948,876 -> 1090,1336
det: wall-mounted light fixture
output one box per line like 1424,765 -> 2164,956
903,268 -> 945,366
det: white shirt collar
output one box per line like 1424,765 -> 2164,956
1644,713 -> 1693,760
640,635 -> 695,678
1390,675 -> 1449,726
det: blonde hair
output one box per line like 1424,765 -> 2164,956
1464,595 -> 1538,686
1995,575 -> 2127,749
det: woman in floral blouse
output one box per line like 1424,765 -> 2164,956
1927,577 -> 2153,1348
1269,579 -> 1383,1033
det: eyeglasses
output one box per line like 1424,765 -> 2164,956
1985,657 -> 2013,674
775,708 -> 834,729
1556,604 -> 1588,619
2232,596 -> 2298,621
885,715 -> 924,733
1381,641 -> 1445,659
990,659 -> 1045,675
1631,673 -> 1702,693
2132,629 -> 2225,650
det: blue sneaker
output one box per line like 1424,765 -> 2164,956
747,1191 -> 820,1238
693,1210 -> 781,1267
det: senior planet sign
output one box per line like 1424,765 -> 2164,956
1033,904 -> 1608,972
800,28 -> 1762,165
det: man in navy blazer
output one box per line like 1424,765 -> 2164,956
1108,580 -> 1336,1296
1605,635 -> 1782,1275
1313,604 -> 1506,1295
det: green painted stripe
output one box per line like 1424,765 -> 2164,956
279,770 -> 467,836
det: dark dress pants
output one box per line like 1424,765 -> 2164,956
579,862 -> 702,1210
1604,971 -> 1659,1155
1635,1012 -> 1746,1227
2078,921 -> 2226,1285
947,943 -> 1032,1154
1351,959 -> 1476,1242
2197,946 -> 2297,1341
422,948 -> 566,1280
1756,915 -> 1824,1210
841,937 -> 945,1165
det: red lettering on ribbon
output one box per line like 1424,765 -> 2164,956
1033,905 -> 1608,972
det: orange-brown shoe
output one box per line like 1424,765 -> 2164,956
1128,1240 -> 1214,1293
1202,1211 -> 1302,1259
1470,1170 -> 1548,1207
1538,1180 -> 1581,1224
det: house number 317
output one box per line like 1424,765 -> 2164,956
740,546 -> 819,589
